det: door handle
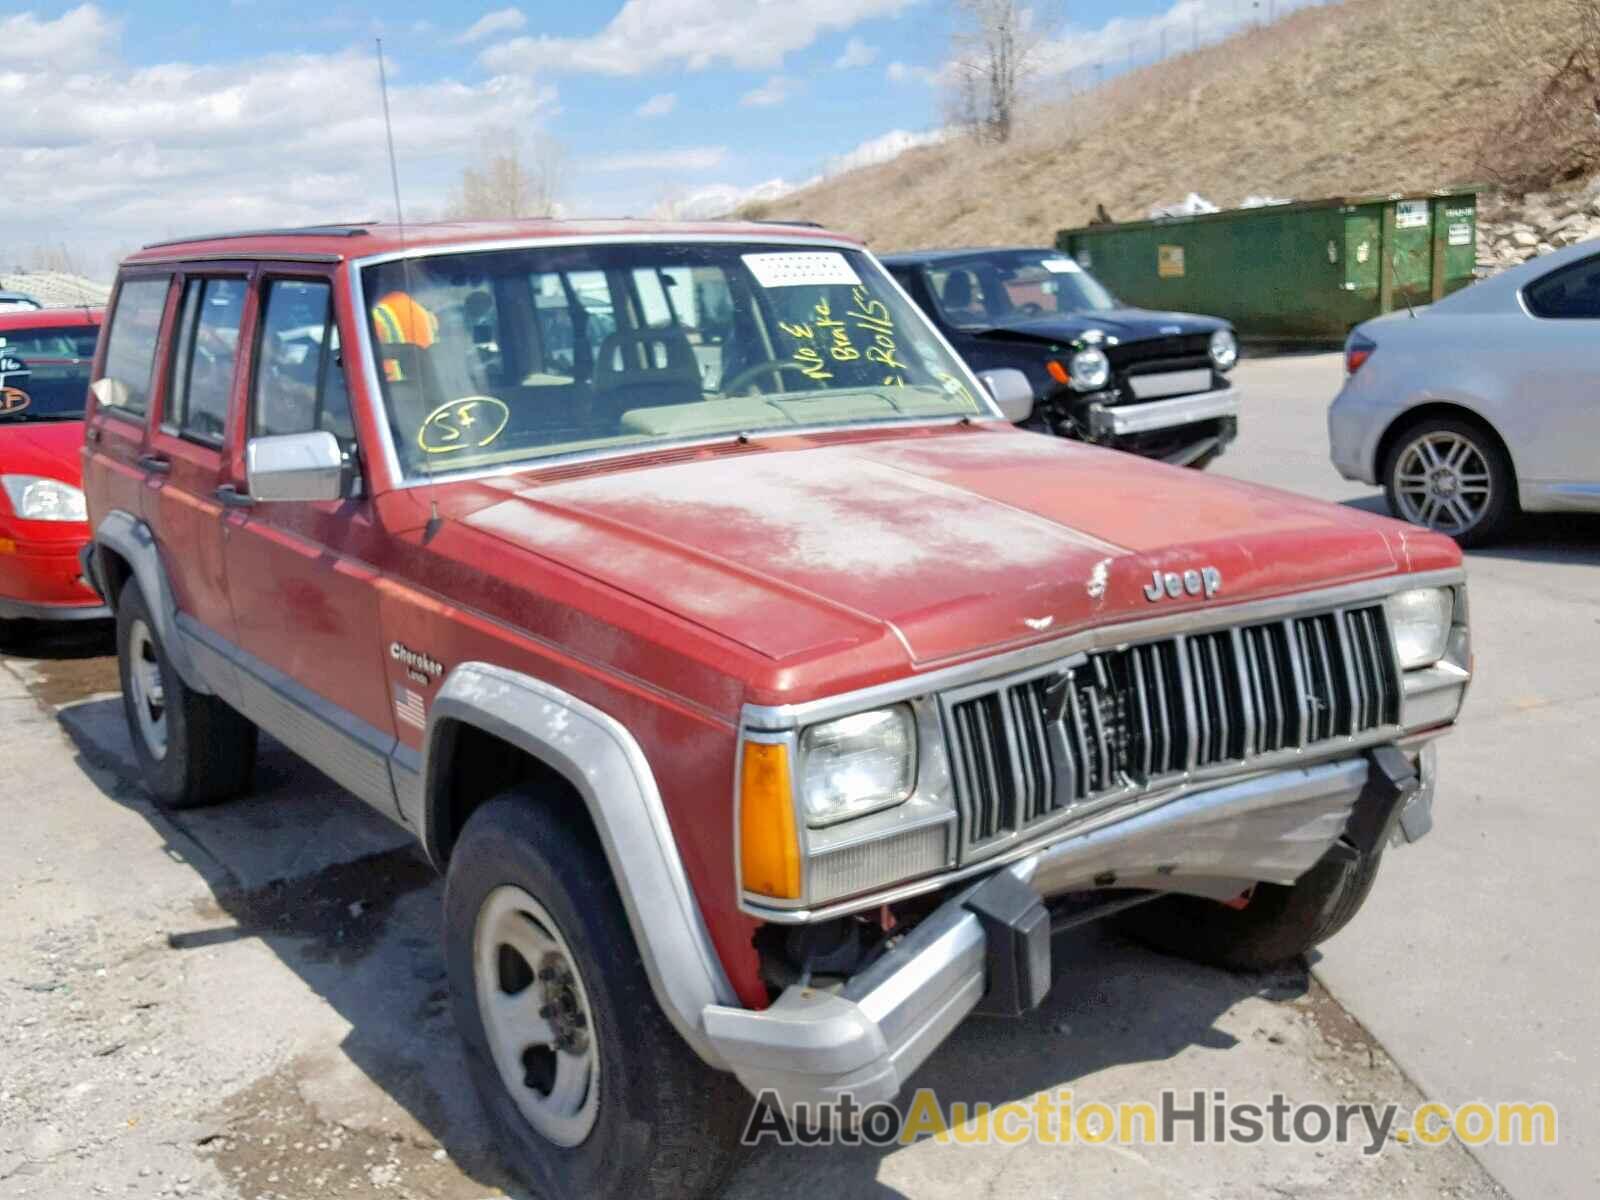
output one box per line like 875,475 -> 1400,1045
85,426 -> 102,444
215,484 -> 255,510
137,453 -> 170,475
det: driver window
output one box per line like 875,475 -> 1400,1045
252,279 -> 355,449
167,276 -> 247,444
927,267 -> 991,324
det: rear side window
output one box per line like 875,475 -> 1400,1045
97,277 -> 171,417
1524,255 -> 1600,319
167,277 -> 248,443
252,279 -> 354,447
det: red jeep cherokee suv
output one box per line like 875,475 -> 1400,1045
80,220 -> 1469,1198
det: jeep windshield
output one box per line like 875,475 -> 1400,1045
358,241 -> 992,478
924,250 -> 1119,328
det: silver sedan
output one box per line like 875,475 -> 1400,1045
1328,241 -> 1600,545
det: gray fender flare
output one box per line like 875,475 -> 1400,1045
90,510 -> 212,694
423,662 -> 737,1068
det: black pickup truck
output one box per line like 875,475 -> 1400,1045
883,247 -> 1240,467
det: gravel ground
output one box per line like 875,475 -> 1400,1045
0,413 -> 1519,1200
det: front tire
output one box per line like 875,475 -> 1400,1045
1383,417 -> 1514,547
444,794 -> 745,1199
1117,844 -> 1384,971
115,583 -> 257,809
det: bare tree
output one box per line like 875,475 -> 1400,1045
947,0 -> 1061,143
445,132 -> 563,220
1482,0 -> 1600,191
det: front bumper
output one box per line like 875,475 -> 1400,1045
0,527 -> 108,621
703,744 -> 1434,1111
1088,385 -> 1240,437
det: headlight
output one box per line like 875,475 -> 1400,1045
1209,329 -> 1239,372
1385,587 -> 1453,669
798,706 -> 916,827
1067,346 -> 1111,392
1,475 -> 87,522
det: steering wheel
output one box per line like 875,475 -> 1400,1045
720,358 -> 822,396
1017,302 -> 1045,317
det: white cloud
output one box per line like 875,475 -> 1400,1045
885,60 -> 938,85
1,4 -> 120,69
455,7 -> 526,45
585,146 -> 728,173
480,0 -> 921,76
0,11 -> 558,274
654,177 -> 812,221
825,128 -> 944,175
834,37 -> 877,69
1032,0 -> 1322,84
739,75 -> 795,108
635,91 -> 677,118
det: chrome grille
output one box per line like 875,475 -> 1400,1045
943,604 -> 1400,856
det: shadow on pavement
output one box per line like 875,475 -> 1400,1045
1339,496 -> 1600,566
55,694 -> 1305,1200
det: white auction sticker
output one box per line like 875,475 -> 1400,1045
1395,199 -> 1430,230
1041,257 -> 1083,274
742,251 -> 862,289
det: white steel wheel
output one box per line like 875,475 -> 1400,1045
126,618 -> 168,760
473,884 -> 601,1148
1391,429 -> 1494,536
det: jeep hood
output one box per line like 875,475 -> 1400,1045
967,307 -> 1227,346
460,427 -> 1449,672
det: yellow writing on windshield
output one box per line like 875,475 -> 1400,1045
779,290 -> 909,388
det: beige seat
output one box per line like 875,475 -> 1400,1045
591,328 -> 702,423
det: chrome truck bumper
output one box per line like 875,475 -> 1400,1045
703,744 -> 1434,1111
1087,385 -> 1240,437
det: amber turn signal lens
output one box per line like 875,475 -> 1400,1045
1046,360 -> 1070,385
739,741 -> 802,900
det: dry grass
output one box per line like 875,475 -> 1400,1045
759,0 -> 1578,250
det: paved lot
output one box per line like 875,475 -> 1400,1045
0,353 -> 1587,1198
1216,353 -> 1600,1200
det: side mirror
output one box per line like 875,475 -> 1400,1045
246,431 -> 345,503
978,368 -> 1036,424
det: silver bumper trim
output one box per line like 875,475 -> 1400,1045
1091,386 -> 1240,436
705,748 -> 1433,1110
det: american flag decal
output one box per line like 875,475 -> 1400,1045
393,684 -> 427,729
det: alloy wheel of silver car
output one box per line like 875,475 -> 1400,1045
126,618 -> 168,760
474,884 -> 601,1148
1391,430 -> 1493,536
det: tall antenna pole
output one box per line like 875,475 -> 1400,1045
376,39 -> 407,238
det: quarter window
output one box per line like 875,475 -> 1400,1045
97,277 -> 171,417
168,277 -> 248,443
1524,255 -> 1600,319
252,279 -> 355,447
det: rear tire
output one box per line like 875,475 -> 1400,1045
1382,416 -> 1515,547
1117,844 -> 1384,971
444,794 -> 746,1200
115,583 -> 257,809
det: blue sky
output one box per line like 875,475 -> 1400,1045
2,1 -> 1305,274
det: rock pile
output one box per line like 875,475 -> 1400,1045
1476,181 -> 1600,274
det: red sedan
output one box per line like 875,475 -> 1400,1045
0,307 -> 107,624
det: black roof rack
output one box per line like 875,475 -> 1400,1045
141,222 -> 379,250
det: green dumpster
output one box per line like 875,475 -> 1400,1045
1057,188 -> 1479,343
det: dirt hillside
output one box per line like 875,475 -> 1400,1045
757,0 -> 1570,251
